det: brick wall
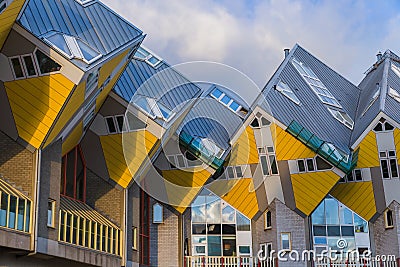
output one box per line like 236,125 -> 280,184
85,169 -> 123,227
149,199 -> 180,267
252,200 -> 278,256
372,201 -> 400,257
0,131 -> 35,197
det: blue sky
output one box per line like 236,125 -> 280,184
103,0 -> 400,88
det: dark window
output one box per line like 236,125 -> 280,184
250,118 -> 260,128
106,117 -> 117,133
390,159 -> 398,178
260,155 -> 269,176
313,225 -> 326,236
61,146 -> 86,201
11,57 -> 24,78
385,122 -> 394,131
0,2 -> 6,13
235,166 -> 243,177
341,226 -> 354,236
381,160 -> 390,179
222,224 -> 236,234
265,210 -> 272,229
327,226 -> 340,236
261,117 -> 271,126
35,50 -> 62,74
385,209 -> 394,228
207,224 -> 221,234
354,170 -> 362,181
23,55 -> 37,77
269,155 -> 278,174
316,156 -> 332,170
306,159 -> 315,171
297,160 -> 306,172
192,224 -> 207,234
374,123 -> 383,132
116,115 -> 125,132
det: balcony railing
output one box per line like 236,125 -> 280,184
184,256 -> 275,267
314,257 -> 397,267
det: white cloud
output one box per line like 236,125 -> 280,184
103,0 -> 400,87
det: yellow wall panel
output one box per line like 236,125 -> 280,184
394,129 -> 400,164
229,126 -> 259,165
208,178 -> 259,219
356,131 -> 379,168
44,82 -> 85,147
98,49 -> 129,86
272,124 -> 315,161
291,171 -> 340,216
330,182 -> 377,221
5,74 -> 75,148
100,131 -> 158,188
62,122 -> 83,155
162,168 -> 211,213
0,0 -> 26,49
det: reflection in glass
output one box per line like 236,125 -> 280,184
354,214 -> 368,233
325,198 -> 339,225
208,236 -> 222,256
312,202 -> 325,225
222,205 -> 235,223
236,212 -> 250,231
206,198 -> 221,223
339,205 -> 353,225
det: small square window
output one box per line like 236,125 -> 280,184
10,57 -> 25,79
281,233 -> 291,250
221,95 -> 231,105
22,55 -> 37,77
115,115 -> 126,132
306,159 -> 315,172
297,160 -> 306,172
354,170 -> 362,181
235,166 -> 243,178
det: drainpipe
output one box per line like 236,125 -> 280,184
122,187 -> 128,267
29,149 -> 41,255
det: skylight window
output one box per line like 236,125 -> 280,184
328,108 -> 354,129
45,33 -> 101,64
292,58 -> 342,108
275,79 -> 300,104
135,96 -> 174,121
392,64 -> 400,78
210,88 -> 242,113
134,46 -> 162,68
362,87 -> 380,116
389,87 -> 400,103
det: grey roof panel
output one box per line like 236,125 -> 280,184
18,0 -> 143,56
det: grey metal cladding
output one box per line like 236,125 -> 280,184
177,98 -> 243,150
113,59 -> 201,109
263,45 -> 359,153
18,0 -> 142,55
385,65 -> 400,124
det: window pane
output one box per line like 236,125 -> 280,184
341,226 -> 354,236
192,235 -> 207,244
47,201 -> 53,226
313,226 -> 326,236
297,160 -> 306,172
270,155 -> 278,174
226,167 -> 234,178
206,198 -> 221,223
339,205 -> 353,225
25,201 -> 30,232
311,202 -> 325,225
314,237 -> 327,245
325,198 -> 339,225
192,196 -> 206,223
354,170 -> 362,181
222,224 -> 236,235
211,89 -> 223,99
207,236 -> 222,256
8,196 -> 17,229
281,233 -> 290,250
260,155 -> 269,176
235,166 -> 243,177
222,205 -> 235,223
11,58 -> 24,78
23,55 -> 37,77
153,204 -> 163,223
229,101 -> 240,111
0,193 -> 8,227
106,117 -> 117,133
207,224 -> 221,234
239,245 -> 250,254
221,95 -> 231,105
47,34 -> 71,56
236,212 -> 250,231
116,116 -> 125,132
381,160 -> 390,178
390,159 -> 398,178
306,159 -> 315,171
354,214 -> 368,233
35,50 -> 62,74
327,226 -> 340,236
222,237 -> 236,256
77,39 -> 100,62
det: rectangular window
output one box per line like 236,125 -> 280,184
297,160 -> 306,172
85,69 -> 99,96
132,226 -> 138,250
380,150 -> 399,179
281,233 -> 291,250
10,57 -> 25,79
105,117 -> 117,134
47,199 -> 56,227
264,210 -> 272,230
260,243 -> 273,259
22,55 -> 38,77
259,146 -> 278,176
153,203 -> 163,223
306,159 -> 315,171
115,115 -> 126,132
385,209 -> 394,229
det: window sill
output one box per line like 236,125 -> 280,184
385,226 -> 394,230
264,227 -> 272,231
47,225 -> 56,229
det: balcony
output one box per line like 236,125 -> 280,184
184,256 -> 275,267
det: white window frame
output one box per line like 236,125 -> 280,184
281,232 -> 291,251
362,88 -> 380,116
379,150 -> 399,179
104,115 -> 128,134
264,210 -> 272,230
47,199 -> 56,228
260,243 -> 273,259
373,119 -> 395,132
389,87 -> 400,103
0,0 -> 11,14
85,68 -> 100,97
33,48 -> 62,76
328,108 -> 354,129
20,53 -> 39,78
275,79 -> 301,105
225,165 -> 245,179
259,146 -> 279,176
340,169 -> 363,183
152,203 -> 163,224
134,46 -> 163,68
384,209 -> 394,229
209,88 -> 243,114
145,98 -> 175,122
9,56 -> 26,80
296,157 -> 333,173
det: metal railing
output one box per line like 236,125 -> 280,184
184,256 -> 275,267
314,257 -> 397,267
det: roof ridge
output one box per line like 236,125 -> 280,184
379,57 -> 390,111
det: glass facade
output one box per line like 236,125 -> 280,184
191,190 -> 252,257
311,196 -> 369,254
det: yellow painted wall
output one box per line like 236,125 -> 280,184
162,168 -> 211,213
96,49 -> 129,112
271,124 -> 315,160
355,131 -> 379,168
0,0 -> 26,49
229,126 -> 259,165
62,121 -> 83,155
100,131 -> 158,188
394,129 -> 400,164
208,178 -> 259,219
331,182 -> 376,221
44,82 -> 85,148
5,74 -> 75,148
291,171 -> 340,216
